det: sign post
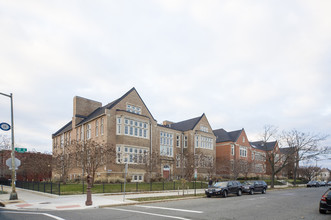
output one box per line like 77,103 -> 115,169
0,92 -> 17,200
194,169 -> 197,196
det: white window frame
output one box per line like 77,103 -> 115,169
100,118 -> 104,135
95,120 -> 99,137
86,123 -> 91,140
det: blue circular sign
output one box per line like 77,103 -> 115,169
0,122 -> 11,131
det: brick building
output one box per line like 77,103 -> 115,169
213,128 -> 266,178
52,88 -> 216,182
0,150 -> 52,182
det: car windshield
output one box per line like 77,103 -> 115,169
244,181 -> 254,185
213,182 -> 228,187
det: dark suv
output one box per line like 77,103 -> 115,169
205,181 -> 243,198
242,180 -> 268,195
319,187 -> 331,214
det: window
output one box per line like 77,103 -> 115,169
195,135 -> 199,148
116,117 -> 122,134
126,104 -> 142,115
100,118 -> 104,135
231,144 -> 234,155
61,134 -> 64,147
196,136 -> 213,149
69,132 -> 71,144
95,120 -> 99,137
200,125 -> 208,132
243,137 -> 245,143
80,126 -> 84,141
123,117 -> 149,139
184,136 -> 188,148
160,131 -> 173,157
86,123 -> 91,140
116,145 -> 148,164
131,174 -> 143,182
176,135 -> 180,147
240,146 -> 247,157
176,154 -> 181,168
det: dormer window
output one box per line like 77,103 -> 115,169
127,104 -> 141,115
200,125 -> 208,132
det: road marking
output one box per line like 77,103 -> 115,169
106,207 -> 191,220
135,205 -> 203,213
1,211 -> 66,220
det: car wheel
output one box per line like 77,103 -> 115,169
237,189 -> 242,196
223,190 -> 227,198
249,189 -> 254,195
207,195 -> 211,198
319,209 -> 326,214
262,188 -> 266,194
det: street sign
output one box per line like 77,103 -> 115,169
194,168 -> 197,179
0,122 -> 11,131
6,158 -> 21,170
14,147 -> 27,153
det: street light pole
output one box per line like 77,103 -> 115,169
0,92 -> 17,200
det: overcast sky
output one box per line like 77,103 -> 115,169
0,1 -> 330,168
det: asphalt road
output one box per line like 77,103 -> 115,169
0,187 -> 330,220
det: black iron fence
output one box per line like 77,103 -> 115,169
2,180 -> 208,195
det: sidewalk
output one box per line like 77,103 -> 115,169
0,185 -> 205,211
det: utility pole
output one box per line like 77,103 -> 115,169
0,92 -> 17,200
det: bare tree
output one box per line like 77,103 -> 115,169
238,160 -> 253,179
281,129 -> 328,186
259,125 -> 290,188
52,150 -> 74,184
73,140 -> 115,185
144,150 -> 161,182
298,166 -> 321,181
0,135 -> 11,178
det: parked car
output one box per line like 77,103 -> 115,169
319,181 -> 326,187
307,181 -> 320,187
205,181 -> 243,198
327,181 -> 331,187
319,187 -> 331,214
242,180 -> 268,195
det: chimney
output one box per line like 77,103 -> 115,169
72,96 -> 102,127
163,120 -> 174,127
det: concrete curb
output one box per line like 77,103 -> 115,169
99,195 -> 205,208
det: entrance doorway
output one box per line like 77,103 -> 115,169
163,165 -> 170,180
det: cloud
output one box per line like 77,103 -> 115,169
0,1 -> 330,164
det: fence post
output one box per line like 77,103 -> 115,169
136,182 -> 138,192
38,182 -> 40,192
103,182 -> 105,193
163,181 -> 164,191
44,182 -> 46,193
82,180 -> 84,194
121,182 -> 123,192
174,181 -> 175,190
58,182 -> 60,195
51,182 -> 53,194
150,182 -> 152,191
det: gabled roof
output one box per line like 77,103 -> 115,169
53,87 -> 155,136
213,128 -> 242,143
250,141 -> 277,151
52,121 -> 72,137
168,114 -> 204,131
